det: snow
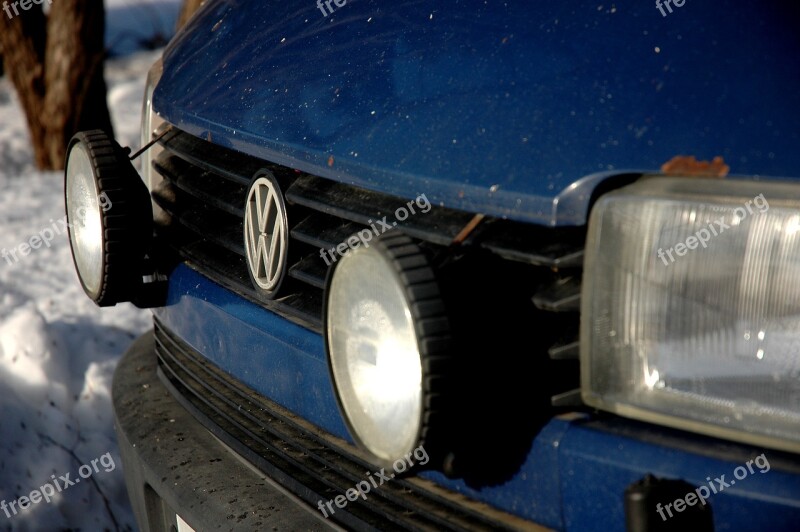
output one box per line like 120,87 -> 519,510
0,1 -> 179,529
106,0 -> 180,57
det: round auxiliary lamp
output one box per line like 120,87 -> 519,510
324,233 -> 453,468
64,130 -> 153,307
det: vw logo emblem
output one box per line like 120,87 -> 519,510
244,171 -> 288,295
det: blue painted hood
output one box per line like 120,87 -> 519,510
154,1 -> 800,225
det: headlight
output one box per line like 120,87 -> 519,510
65,141 -> 105,296
140,58 -> 164,191
581,176 -> 800,453
65,131 -> 153,306
325,234 -> 451,465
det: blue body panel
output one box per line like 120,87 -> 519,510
557,423 -> 800,530
155,266 -> 348,437
154,0 -> 800,225
155,265 -> 800,530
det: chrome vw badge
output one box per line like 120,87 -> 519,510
244,171 -> 288,296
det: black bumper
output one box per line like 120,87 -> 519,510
113,331 -> 334,531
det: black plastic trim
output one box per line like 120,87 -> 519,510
153,319 -> 536,531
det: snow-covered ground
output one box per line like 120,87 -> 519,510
0,2 -> 179,530
106,0 -> 180,56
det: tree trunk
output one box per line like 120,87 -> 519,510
0,0 -> 113,170
0,5 -> 48,166
177,0 -> 205,30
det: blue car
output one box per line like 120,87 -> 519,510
64,1 -> 800,530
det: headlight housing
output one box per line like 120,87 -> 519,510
140,58 -> 164,193
581,176 -> 800,453
325,234 -> 451,465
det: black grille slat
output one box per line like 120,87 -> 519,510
152,183 -> 245,257
291,212 -> 367,250
286,174 -> 475,247
483,239 -> 584,269
159,128 -> 264,187
288,255 -> 328,289
477,220 -> 585,269
532,276 -> 582,313
153,155 -> 247,218
548,340 -> 580,360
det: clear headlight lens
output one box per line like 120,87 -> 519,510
65,142 -> 105,296
581,177 -> 800,453
65,130 -> 154,307
326,243 -> 423,462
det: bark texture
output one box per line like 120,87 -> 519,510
0,0 -> 113,170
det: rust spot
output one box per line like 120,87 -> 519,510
660,155 -> 729,178
452,214 -> 485,246
327,155 -> 335,167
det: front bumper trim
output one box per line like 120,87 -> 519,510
113,331 -> 336,531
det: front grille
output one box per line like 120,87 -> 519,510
151,130 -> 324,330
151,126 -> 588,492
154,318 -> 540,531
151,128 -> 586,342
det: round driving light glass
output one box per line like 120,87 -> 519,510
325,234 -> 450,464
64,130 -> 153,307
66,142 -> 105,296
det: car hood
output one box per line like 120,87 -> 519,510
154,0 -> 800,225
